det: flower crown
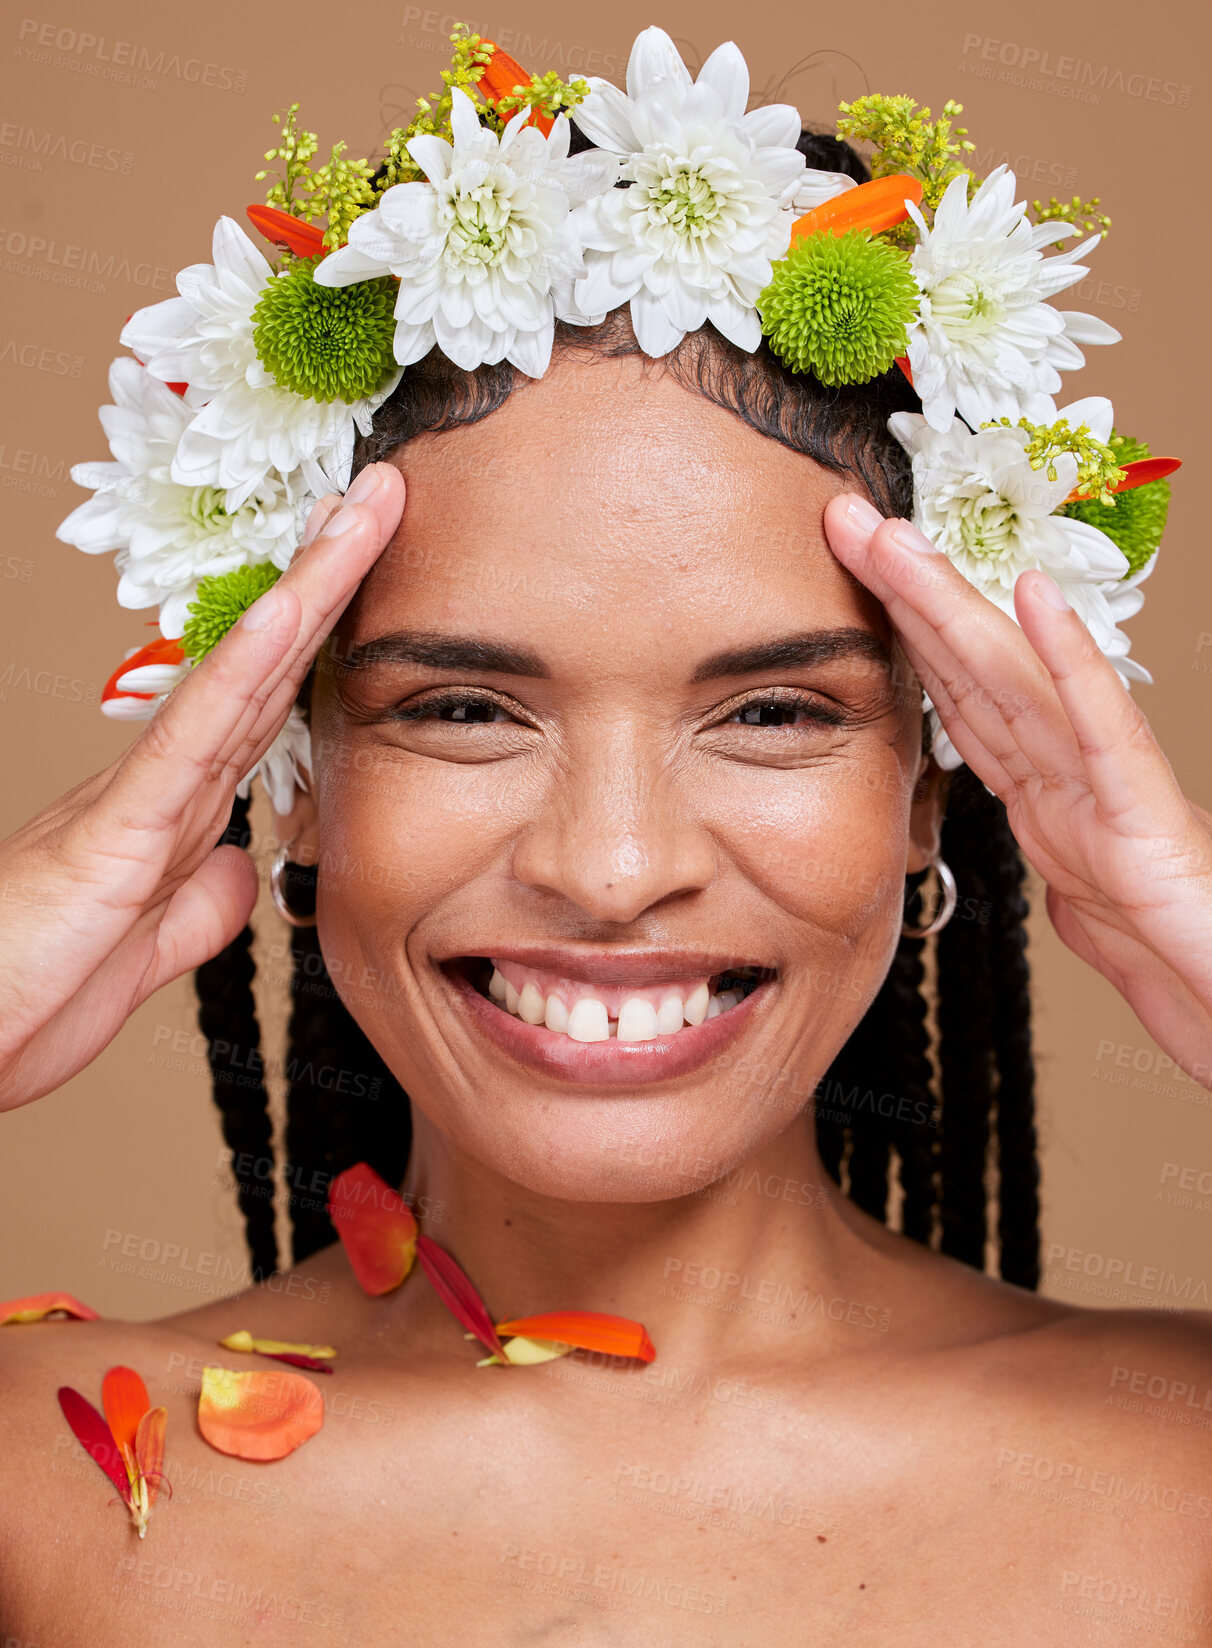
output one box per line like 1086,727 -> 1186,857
56,23 -> 1180,802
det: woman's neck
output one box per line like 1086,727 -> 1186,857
397,1106 -> 899,1366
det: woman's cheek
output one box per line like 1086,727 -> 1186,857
314,741 -> 537,929
706,753 -> 911,940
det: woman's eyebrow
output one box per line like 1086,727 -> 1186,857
691,629 -> 893,682
337,631 -> 551,677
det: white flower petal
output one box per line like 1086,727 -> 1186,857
626,26 -> 693,98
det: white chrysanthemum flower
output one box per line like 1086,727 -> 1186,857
889,398 -> 1149,768
906,166 -> 1121,432
568,26 -> 833,355
55,356 -> 313,639
104,650 -> 310,813
313,90 -> 618,378
121,217 -> 401,510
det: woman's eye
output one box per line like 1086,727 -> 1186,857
727,696 -> 847,729
391,693 -> 514,725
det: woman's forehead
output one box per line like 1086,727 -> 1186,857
348,355 -> 874,641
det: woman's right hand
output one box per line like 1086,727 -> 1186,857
0,462 -> 405,1113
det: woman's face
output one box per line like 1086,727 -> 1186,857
305,350 -> 942,1201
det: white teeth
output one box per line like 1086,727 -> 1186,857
617,997 -> 659,1042
517,981 -> 546,1025
656,993 -> 685,1035
683,982 -> 709,1026
567,997 -> 610,1043
483,967 -> 764,1040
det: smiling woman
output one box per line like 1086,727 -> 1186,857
214,306 -> 1047,1300
3,22 -> 1212,1647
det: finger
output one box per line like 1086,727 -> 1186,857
102,464 -> 405,835
825,496 -> 1085,792
147,843 -> 261,989
1014,569 -> 1188,832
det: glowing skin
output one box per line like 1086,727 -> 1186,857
303,350 -> 943,1215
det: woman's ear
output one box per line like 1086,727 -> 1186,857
906,754 -> 949,875
270,781 -> 319,868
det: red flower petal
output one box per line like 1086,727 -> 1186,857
57,1386 -> 130,1503
262,1351 -> 334,1374
495,1310 -> 656,1362
328,1163 -> 417,1296
475,43 -> 554,135
0,1291 -> 100,1324
1067,455 -> 1182,502
415,1234 -> 505,1360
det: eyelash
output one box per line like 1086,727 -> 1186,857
386,689 -> 850,729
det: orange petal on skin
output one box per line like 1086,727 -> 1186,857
134,1407 -> 168,1510
245,203 -> 330,259
1066,455 -> 1182,502
789,174 -> 923,250
495,1311 -> 657,1363
102,1366 -> 150,1466
0,1291 -> 100,1324
197,1366 -> 324,1461
328,1163 -> 417,1296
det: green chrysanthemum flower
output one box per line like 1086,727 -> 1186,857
758,228 -> 919,386
252,256 -> 398,403
182,564 -> 283,661
1061,434 -> 1171,576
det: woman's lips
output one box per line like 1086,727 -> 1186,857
443,964 -> 774,1086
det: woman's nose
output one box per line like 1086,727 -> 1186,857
509,726 -> 717,925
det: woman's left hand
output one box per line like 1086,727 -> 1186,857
824,494 -> 1212,1089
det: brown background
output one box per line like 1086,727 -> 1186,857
1,0 -> 1208,1319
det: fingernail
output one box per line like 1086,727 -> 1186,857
301,496 -> 339,547
240,586 -> 286,632
888,518 -> 941,554
1033,570 -> 1070,611
318,508 -> 361,539
845,495 -> 883,532
343,464 -> 385,507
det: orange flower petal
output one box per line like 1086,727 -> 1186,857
134,1406 -> 168,1509
495,1310 -> 656,1362
475,43 -> 554,135
245,203 -> 329,259
101,636 -> 184,705
102,1365 -> 150,1459
1066,455 -> 1182,502
789,174 -> 923,250
0,1291 -> 100,1324
197,1366 -> 324,1461
328,1163 -> 417,1296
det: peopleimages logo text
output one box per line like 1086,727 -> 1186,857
960,34 -> 1190,106
15,19 -> 247,92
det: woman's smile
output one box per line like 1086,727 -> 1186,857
439,949 -> 779,1084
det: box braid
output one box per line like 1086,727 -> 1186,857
191,793 -> 278,1281
192,128 -> 1039,1285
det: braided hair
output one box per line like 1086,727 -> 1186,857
192,127 -> 1041,1288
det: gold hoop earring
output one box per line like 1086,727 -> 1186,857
270,838 -> 317,928
902,854 -> 957,939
